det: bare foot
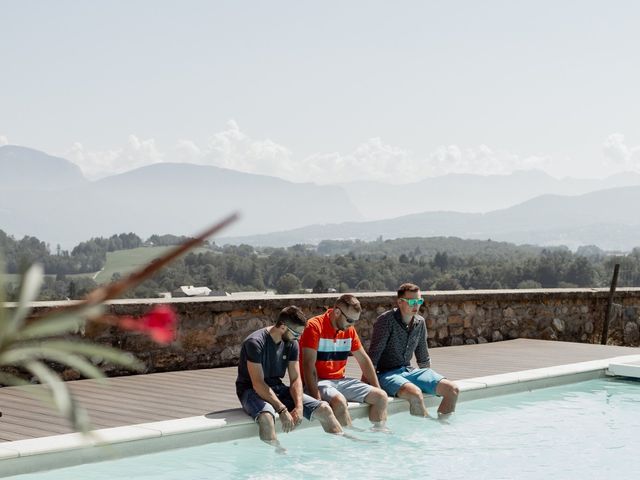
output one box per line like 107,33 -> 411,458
370,422 -> 392,433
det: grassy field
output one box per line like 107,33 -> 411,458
2,272 -> 93,288
94,246 -> 174,283
3,246 -> 211,287
94,246 -> 210,283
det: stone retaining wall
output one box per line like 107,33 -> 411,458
16,288 -> 640,378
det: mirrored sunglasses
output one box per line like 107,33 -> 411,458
400,298 -> 424,307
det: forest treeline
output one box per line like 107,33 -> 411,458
2,230 -> 639,301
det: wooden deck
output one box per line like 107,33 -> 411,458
0,339 -> 637,443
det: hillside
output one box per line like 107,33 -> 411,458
0,145 -> 87,190
0,147 -> 362,248
341,170 -> 640,219
220,186 -> 640,250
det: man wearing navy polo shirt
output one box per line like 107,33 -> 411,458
236,306 -> 343,448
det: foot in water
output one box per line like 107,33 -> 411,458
437,412 -> 453,424
264,439 -> 287,454
370,421 -> 392,433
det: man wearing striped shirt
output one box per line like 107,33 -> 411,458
300,294 -> 388,429
368,283 -> 459,417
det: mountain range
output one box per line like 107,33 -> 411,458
1,144 -> 640,250
341,170 -> 640,219
0,146 -> 361,248
221,186 -> 640,250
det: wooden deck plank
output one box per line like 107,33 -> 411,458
1,339 -> 637,442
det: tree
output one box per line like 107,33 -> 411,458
433,252 -> 449,273
276,273 -> 302,294
517,280 -> 542,289
565,257 -> 595,287
432,276 -> 462,291
312,279 -> 327,293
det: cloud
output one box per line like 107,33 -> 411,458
0,135 -> 8,146
603,133 -> 640,171
65,135 -> 165,179
59,121 -> 557,183
201,120 -> 294,178
424,144 -> 551,178
194,123 -> 551,183
303,138 -> 413,183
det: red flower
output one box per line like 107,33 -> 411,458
119,305 -> 177,344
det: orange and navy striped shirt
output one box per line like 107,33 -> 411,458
299,308 -> 362,381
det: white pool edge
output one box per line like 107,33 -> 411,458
1,353 -> 640,477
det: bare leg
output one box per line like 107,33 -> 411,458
364,387 -> 388,424
436,379 -> 459,416
257,412 -> 286,452
257,412 -> 276,441
396,382 -> 428,417
313,402 -> 344,434
329,394 -> 352,427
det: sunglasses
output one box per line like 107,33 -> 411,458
285,325 -> 302,339
337,307 -> 359,324
400,298 -> 424,307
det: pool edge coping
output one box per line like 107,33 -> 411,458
1,353 -> 640,476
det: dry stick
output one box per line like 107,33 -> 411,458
600,263 -> 620,345
55,212 -> 239,315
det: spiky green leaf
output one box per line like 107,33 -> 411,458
17,315 -> 86,341
0,371 -> 31,387
7,264 -> 44,335
24,360 -> 91,433
0,346 -> 106,380
34,340 -> 144,371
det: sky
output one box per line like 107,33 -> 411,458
1,0 -> 639,183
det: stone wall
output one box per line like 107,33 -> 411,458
16,288 -> 640,378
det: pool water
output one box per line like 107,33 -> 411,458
7,377 -> 640,480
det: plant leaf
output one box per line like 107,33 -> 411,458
23,359 -> 91,432
33,340 -> 144,370
17,314 -> 87,341
0,259 -> 6,332
0,371 -> 31,387
0,346 -> 106,380
7,263 -> 44,335
27,359 -> 71,413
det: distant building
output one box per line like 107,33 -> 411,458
172,285 -> 213,297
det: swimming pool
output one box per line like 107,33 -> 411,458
5,377 -> 639,479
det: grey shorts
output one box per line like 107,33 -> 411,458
316,377 -> 373,404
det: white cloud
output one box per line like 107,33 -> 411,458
0,135 -> 8,146
173,139 -> 202,164
65,135 -> 165,179
423,144 -> 552,178
201,120 -> 294,178
59,121 -> 558,183
603,133 -> 640,171
303,138 -> 413,183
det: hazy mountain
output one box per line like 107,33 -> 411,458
0,145 -> 88,190
3,144 -> 640,251
220,186 -> 640,251
0,146 -> 362,248
342,170 -> 640,220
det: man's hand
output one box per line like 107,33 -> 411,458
291,406 -> 304,426
279,409 -> 295,433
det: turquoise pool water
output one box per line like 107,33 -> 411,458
6,377 -> 640,479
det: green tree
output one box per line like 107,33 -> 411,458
276,273 -> 302,294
